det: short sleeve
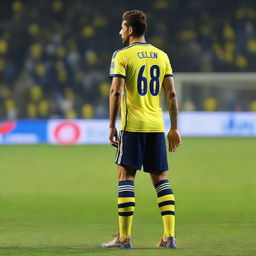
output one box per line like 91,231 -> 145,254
164,54 -> 173,77
109,51 -> 126,79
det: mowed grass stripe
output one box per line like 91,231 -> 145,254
0,138 -> 255,255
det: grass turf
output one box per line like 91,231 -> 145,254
0,138 -> 255,256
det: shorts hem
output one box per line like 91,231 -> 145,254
143,168 -> 169,173
115,161 -> 141,171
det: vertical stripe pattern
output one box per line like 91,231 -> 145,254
115,131 -> 124,164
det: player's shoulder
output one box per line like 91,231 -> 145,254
149,44 -> 169,58
111,44 -> 135,59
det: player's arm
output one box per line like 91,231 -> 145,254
162,76 -> 181,152
109,77 -> 125,147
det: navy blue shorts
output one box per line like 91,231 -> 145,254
115,131 -> 168,173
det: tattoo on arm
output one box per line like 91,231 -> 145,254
168,92 -> 178,129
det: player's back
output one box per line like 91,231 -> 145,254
110,42 -> 173,132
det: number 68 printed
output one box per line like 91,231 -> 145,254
137,65 -> 160,96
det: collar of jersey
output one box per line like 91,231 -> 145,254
131,42 -> 151,45
113,42 -> 151,58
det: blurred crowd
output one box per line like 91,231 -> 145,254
0,0 -> 256,119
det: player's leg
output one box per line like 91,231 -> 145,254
143,133 -> 176,248
102,165 -> 136,248
102,131 -> 142,248
117,165 -> 136,240
150,171 -> 176,247
115,132 -> 142,242
118,164 -> 136,181
150,172 -> 176,248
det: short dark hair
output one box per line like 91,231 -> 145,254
122,10 -> 147,37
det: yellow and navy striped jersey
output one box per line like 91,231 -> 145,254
109,42 -> 173,132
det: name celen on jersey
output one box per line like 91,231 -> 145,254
137,51 -> 158,59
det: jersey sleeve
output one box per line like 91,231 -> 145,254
164,54 -> 173,77
109,51 -> 126,79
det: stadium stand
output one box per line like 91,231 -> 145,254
0,0 -> 255,119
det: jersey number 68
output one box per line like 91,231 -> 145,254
137,65 -> 160,96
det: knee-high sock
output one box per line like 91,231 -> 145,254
118,180 -> 135,239
155,179 -> 175,237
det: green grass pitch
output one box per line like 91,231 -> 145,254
0,138 -> 255,256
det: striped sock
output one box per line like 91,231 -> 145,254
155,179 -> 175,237
118,180 -> 135,239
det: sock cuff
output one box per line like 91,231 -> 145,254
154,179 -> 169,188
118,180 -> 135,197
154,179 -> 173,197
119,180 -> 134,186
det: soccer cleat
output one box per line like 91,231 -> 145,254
157,235 -> 177,248
101,234 -> 132,248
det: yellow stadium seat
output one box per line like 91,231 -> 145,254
28,23 -> 40,36
247,40 -> 256,53
224,41 -> 235,53
249,100 -> 256,112
99,82 -> 110,97
82,104 -> 93,119
179,30 -> 197,40
5,99 -> 15,110
56,46 -> 66,58
30,86 -> 42,102
30,43 -> 43,58
81,26 -> 95,38
65,109 -> 77,119
27,103 -> 37,119
203,97 -> 217,111
0,40 -> 8,54
183,100 -> 196,111
35,64 -> 46,76
12,1 -> 23,12
236,8 -> 246,19
224,51 -> 234,63
52,0 -> 63,11
235,55 -> 248,68
65,88 -> 75,101
93,17 -> 107,27
223,22 -> 235,40
38,100 -> 49,117
58,70 -> 67,83
153,0 -> 170,10
85,50 -> 97,65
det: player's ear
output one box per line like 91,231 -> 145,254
128,26 -> 133,36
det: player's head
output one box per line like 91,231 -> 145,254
120,10 -> 147,45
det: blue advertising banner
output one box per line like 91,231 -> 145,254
0,121 -> 47,144
1,112 -> 256,144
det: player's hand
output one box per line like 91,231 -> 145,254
167,128 -> 181,152
109,127 -> 118,147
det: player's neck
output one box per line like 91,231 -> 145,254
128,36 -> 146,45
